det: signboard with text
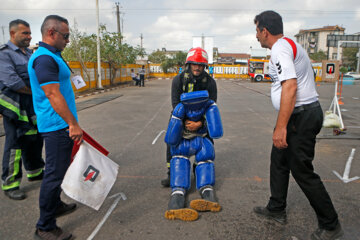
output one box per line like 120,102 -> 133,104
321,60 -> 339,82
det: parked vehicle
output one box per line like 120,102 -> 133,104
248,59 -> 270,82
345,72 -> 360,80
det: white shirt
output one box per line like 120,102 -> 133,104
269,37 -> 318,111
139,68 -> 145,75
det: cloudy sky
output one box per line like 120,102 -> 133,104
1,0 -> 359,54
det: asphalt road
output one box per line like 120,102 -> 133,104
0,78 -> 359,240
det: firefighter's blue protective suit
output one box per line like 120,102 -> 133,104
164,90 -> 223,193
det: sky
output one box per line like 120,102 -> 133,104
1,0 -> 360,55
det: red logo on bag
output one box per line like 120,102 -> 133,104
83,165 -> 99,182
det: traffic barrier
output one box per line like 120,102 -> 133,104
324,80 -> 346,135
338,74 -> 344,105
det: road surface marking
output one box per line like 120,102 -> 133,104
87,192 -> 127,240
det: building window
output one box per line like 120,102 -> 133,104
332,53 -> 337,60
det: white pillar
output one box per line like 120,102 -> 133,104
96,0 -> 103,89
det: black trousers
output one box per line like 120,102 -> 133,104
267,104 -> 339,230
37,128 -> 73,230
1,116 -> 44,190
140,75 -> 145,86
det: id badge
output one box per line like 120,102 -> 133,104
71,75 -> 86,89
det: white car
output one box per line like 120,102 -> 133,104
345,72 -> 360,80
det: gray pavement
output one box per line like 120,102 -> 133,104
0,78 -> 359,240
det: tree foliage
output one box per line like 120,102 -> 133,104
149,50 -> 187,73
339,66 -> 348,74
148,50 -> 166,63
309,50 -> 327,62
342,47 -> 358,71
172,51 -> 187,66
62,22 -> 145,85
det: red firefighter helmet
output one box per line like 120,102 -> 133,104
185,47 -> 208,66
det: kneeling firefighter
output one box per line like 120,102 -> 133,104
161,47 -> 217,187
164,89 -> 223,221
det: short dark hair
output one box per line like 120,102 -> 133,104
41,15 -> 69,35
254,10 -> 283,35
9,19 -> 30,31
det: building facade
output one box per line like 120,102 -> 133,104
295,25 -> 345,60
216,53 -> 250,65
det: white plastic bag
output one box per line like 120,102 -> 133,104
323,110 -> 341,128
61,141 -> 118,210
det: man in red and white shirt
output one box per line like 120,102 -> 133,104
252,10 -> 343,240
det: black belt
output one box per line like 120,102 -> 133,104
292,101 -> 320,114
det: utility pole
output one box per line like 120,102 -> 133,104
115,2 -> 121,45
96,0 -> 103,89
1,26 -> 6,44
121,18 -> 124,35
201,33 -> 205,49
357,48 -> 360,73
140,33 -> 143,50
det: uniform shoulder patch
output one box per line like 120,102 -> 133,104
0,44 -> 8,50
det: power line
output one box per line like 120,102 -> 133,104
0,8 -> 358,14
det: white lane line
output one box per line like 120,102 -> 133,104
218,83 -> 233,97
119,97 -> 170,156
152,130 -> 166,145
219,83 -> 273,127
333,148 -> 360,183
247,107 -> 273,127
87,192 -> 127,240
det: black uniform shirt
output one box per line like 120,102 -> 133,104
171,71 -> 217,109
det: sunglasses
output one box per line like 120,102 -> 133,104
54,29 -> 70,40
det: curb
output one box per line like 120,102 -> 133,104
75,87 -> 121,99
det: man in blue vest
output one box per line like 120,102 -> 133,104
28,15 -> 82,240
0,19 -> 44,200
209,65 -> 214,78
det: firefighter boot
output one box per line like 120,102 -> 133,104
165,191 -> 198,221
161,169 -> 170,188
190,186 -> 221,212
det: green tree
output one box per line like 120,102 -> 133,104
172,51 -> 187,66
62,21 -> 97,83
160,59 -> 174,73
339,66 -> 348,74
149,50 -> 186,73
309,50 -> 327,62
342,47 -> 358,71
148,50 -> 166,63
99,25 -> 145,84
63,23 -> 145,85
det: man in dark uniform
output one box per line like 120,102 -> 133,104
0,19 -> 44,200
161,47 -> 217,187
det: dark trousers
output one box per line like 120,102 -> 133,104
1,116 -> 44,190
140,75 -> 145,86
132,78 -> 140,86
36,128 -> 73,231
267,104 -> 339,230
